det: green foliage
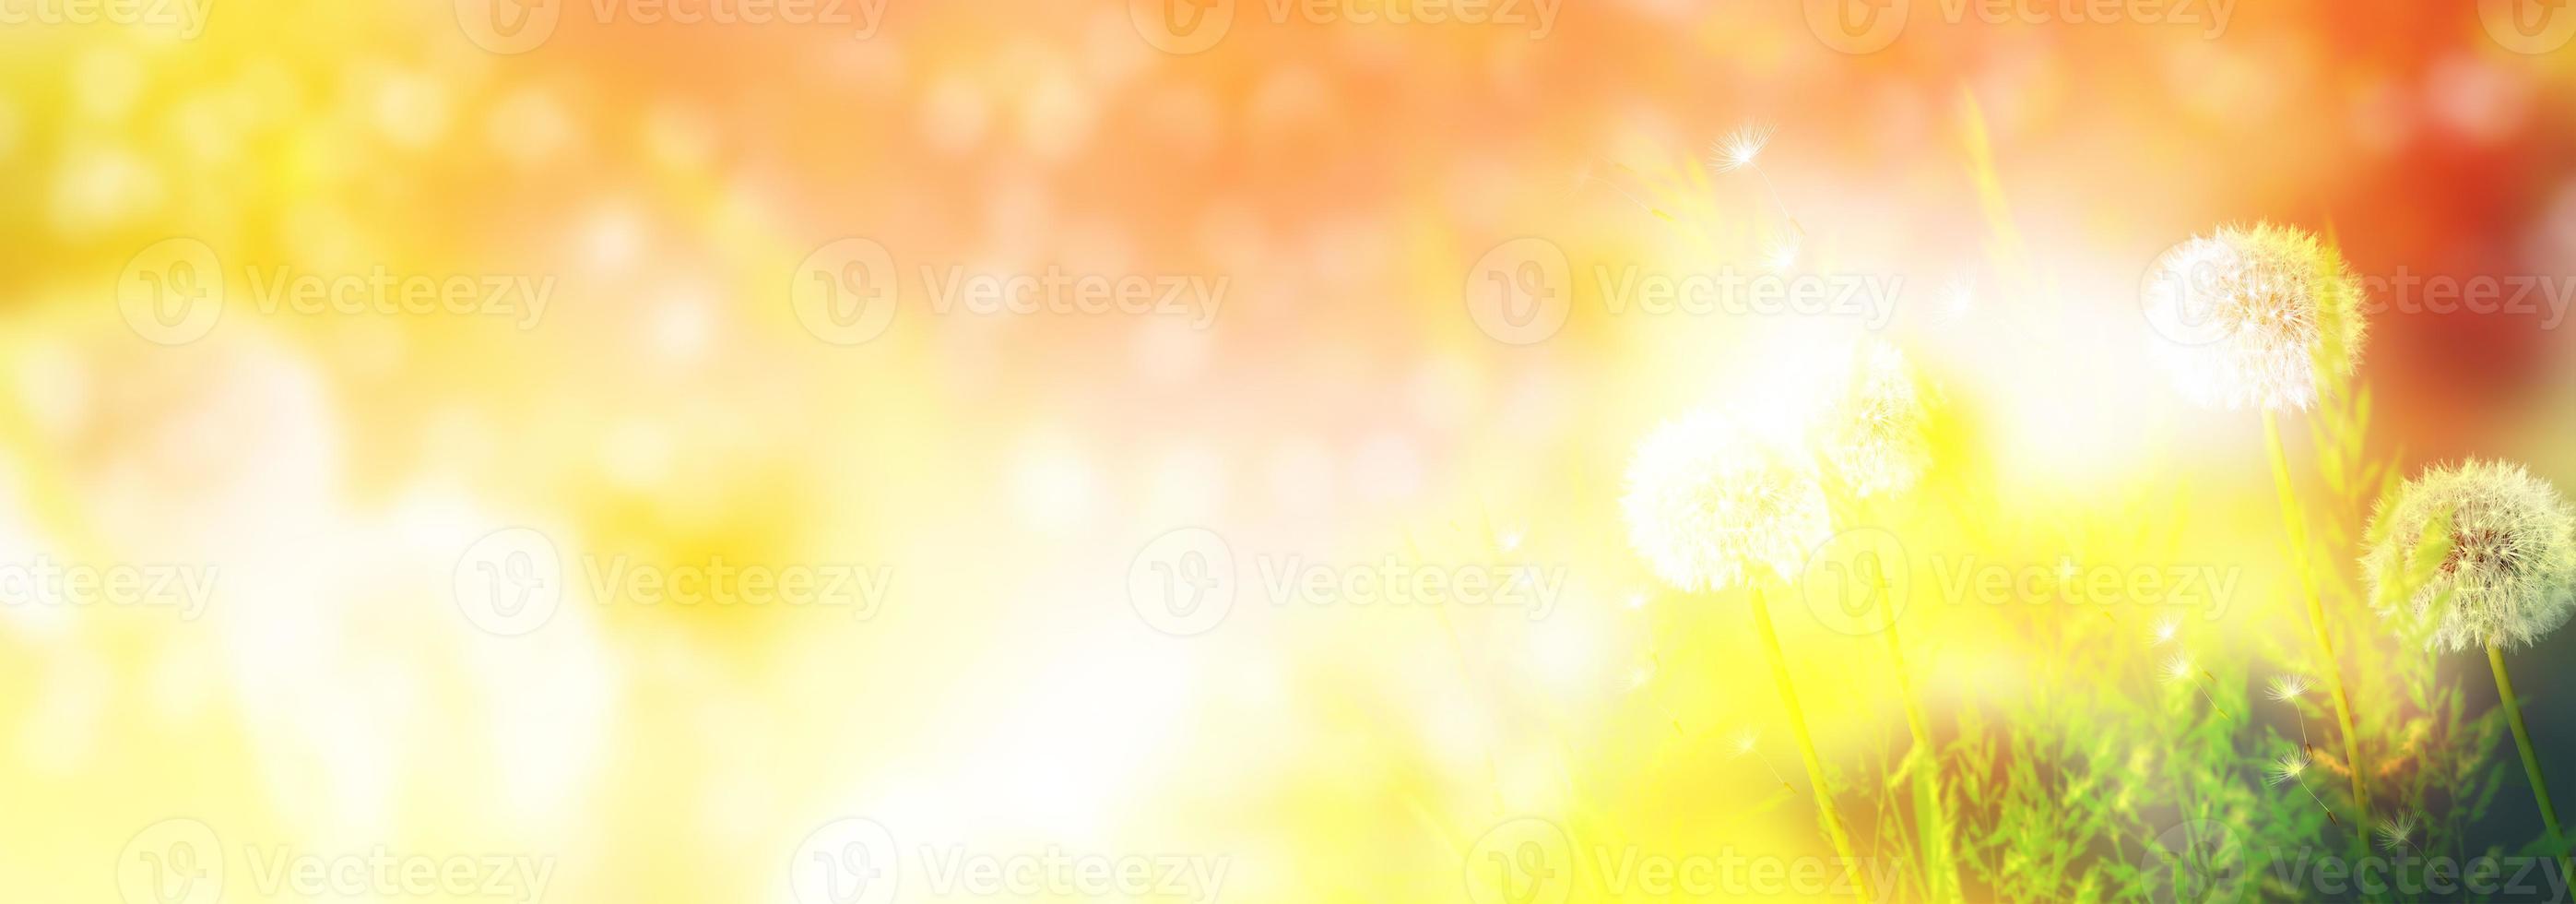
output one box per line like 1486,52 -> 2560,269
1910,321 -> 2519,903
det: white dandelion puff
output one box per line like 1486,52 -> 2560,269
2151,615 -> 2180,646
2362,459 -> 2576,652
1730,727 -> 1761,755
1711,124 -> 1776,174
1763,236 -> 1800,272
2377,815 -> 2417,851
1816,339 -> 1933,499
2141,222 -> 2369,411
1622,410 -> 1832,593
2160,653 -> 2195,684
2266,749 -> 2311,786
2266,673 -> 2313,702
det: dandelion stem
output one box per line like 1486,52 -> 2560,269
2264,409 -> 2370,815
2489,644 -> 2571,883
2191,671 -> 2230,720
1751,166 -> 1797,228
1749,744 -> 1795,794
1748,584 -> 1873,903
1884,617 -> 1962,903
2284,755 -> 2338,824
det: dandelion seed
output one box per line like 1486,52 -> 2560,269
1628,664 -> 1653,690
1816,339 -> 1932,499
2267,747 -> 2337,820
1731,727 -> 1797,795
2363,459 -> 2576,651
2151,616 -> 2180,646
2377,815 -> 2417,851
1711,124 -> 1775,174
2266,749 -> 2310,786
1621,411 -> 1832,593
2141,222 -> 2369,411
1763,236 -> 1800,272
2369,461 -> 2576,882
2160,653 -> 2194,684
2266,674 -> 2313,702
1497,528 -> 1524,553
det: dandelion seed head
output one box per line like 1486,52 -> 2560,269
1711,124 -> 1775,174
1621,410 -> 1832,594
2159,653 -> 2194,684
1817,339 -> 1933,499
1763,236 -> 1800,272
2266,749 -> 2310,786
2151,615 -> 2180,646
2363,459 -> 2576,651
2377,815 -> 2417,851
2142,222 -> 2368,411
2266,674 -> 2312,702
1730,727 -> 1760,755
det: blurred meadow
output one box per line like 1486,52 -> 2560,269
6,0 -> 2576,901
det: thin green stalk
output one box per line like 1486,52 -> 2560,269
2156,666 -> 2212,900
1884,619 -> 1960,903
2489,644 -> 2570,883
2264,410 -> 2371,815
1748,584 -> 1874,902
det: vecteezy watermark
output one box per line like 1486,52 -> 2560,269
454,527 -> 564,636
115,238 -> 554,346
1125,527 -> 1565,636
1463,816 -> 1908,902
2264,850 -> 2570,901
1462,238 -> 1905,345
790,817 -> 1229,904
2139,237 -> 2576,348
1257,553 -> 1566,618
454,0 -> 886,54
1797,528 -> 2239,636
452,527 -> 892,636
789,237 -> 1226,347
1925,554 -> 2239,613
2480,0 -> 2576,54
1591,264 -> 1903,329
116,818 -> 556,904
1463,237 -> 1572,346
1126,527 -> 1237,636
2133,820 -> 2573,904
0,555 -> 217,620
582,553 -> 892,616
919,265 -> 1226,327
0,0 -> 209,36
1127,0 -> 1558,54
118,818 -> 224,904
2354,268 -> 2576,329
1802,0 -> 2234,54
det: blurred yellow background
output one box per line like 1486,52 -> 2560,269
5,0 -> 2576,900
